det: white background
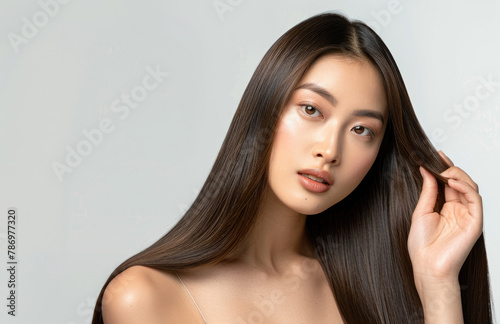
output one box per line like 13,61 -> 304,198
0,0 -> 499,323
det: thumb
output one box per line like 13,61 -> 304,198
413,166 -> 438,219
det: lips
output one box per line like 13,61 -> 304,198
297,169 -> 333,186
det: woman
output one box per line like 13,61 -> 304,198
92,12 -> 492,323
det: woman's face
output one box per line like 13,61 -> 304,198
266,54 -> 388,215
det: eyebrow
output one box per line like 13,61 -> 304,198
295,83 -> 337,106
294,82 -> 385,124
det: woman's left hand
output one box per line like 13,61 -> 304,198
407,150 -> 483,286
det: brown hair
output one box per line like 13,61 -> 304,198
92,11 -> 492,323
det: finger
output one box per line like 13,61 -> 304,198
441,166 -> 479,193
413,166 -> 438,218
441,169 -> 462,204
440,167 -> 461,203
443,182 -> 462,204
441,172 -> 470,207
438,150 -> 454,167
447,178 -> 483,221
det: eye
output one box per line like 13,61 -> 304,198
351,125 -> 374,138
300,104 -> 322,117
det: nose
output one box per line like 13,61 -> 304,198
312,129 -> 341,165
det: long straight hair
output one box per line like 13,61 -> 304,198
92,12 -> 492,323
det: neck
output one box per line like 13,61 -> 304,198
236,185 -> 315,276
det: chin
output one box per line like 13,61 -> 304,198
289,201 -> 334,216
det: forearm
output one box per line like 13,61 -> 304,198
415,278 -> 464,324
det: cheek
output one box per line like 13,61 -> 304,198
270,114 -> 306,161
342,144 -> 380,185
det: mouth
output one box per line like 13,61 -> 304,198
297,169 -> 333,186
298,173 -> 329,185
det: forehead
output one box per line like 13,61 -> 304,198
297,54 -> 388,117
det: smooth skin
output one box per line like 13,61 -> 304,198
408,150 -> 483,324
101,55 -> 483,323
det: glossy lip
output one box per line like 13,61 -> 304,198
297,168 -> 333,186
297,174 -> 330,193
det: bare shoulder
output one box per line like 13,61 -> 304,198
101,265 -> 190,324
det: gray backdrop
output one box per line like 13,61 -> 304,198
1,0 -> 499,323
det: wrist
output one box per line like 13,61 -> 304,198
413,277 -> 464,324
414,274 -> 460,295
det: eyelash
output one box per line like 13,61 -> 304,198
299,104 -> 375,138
